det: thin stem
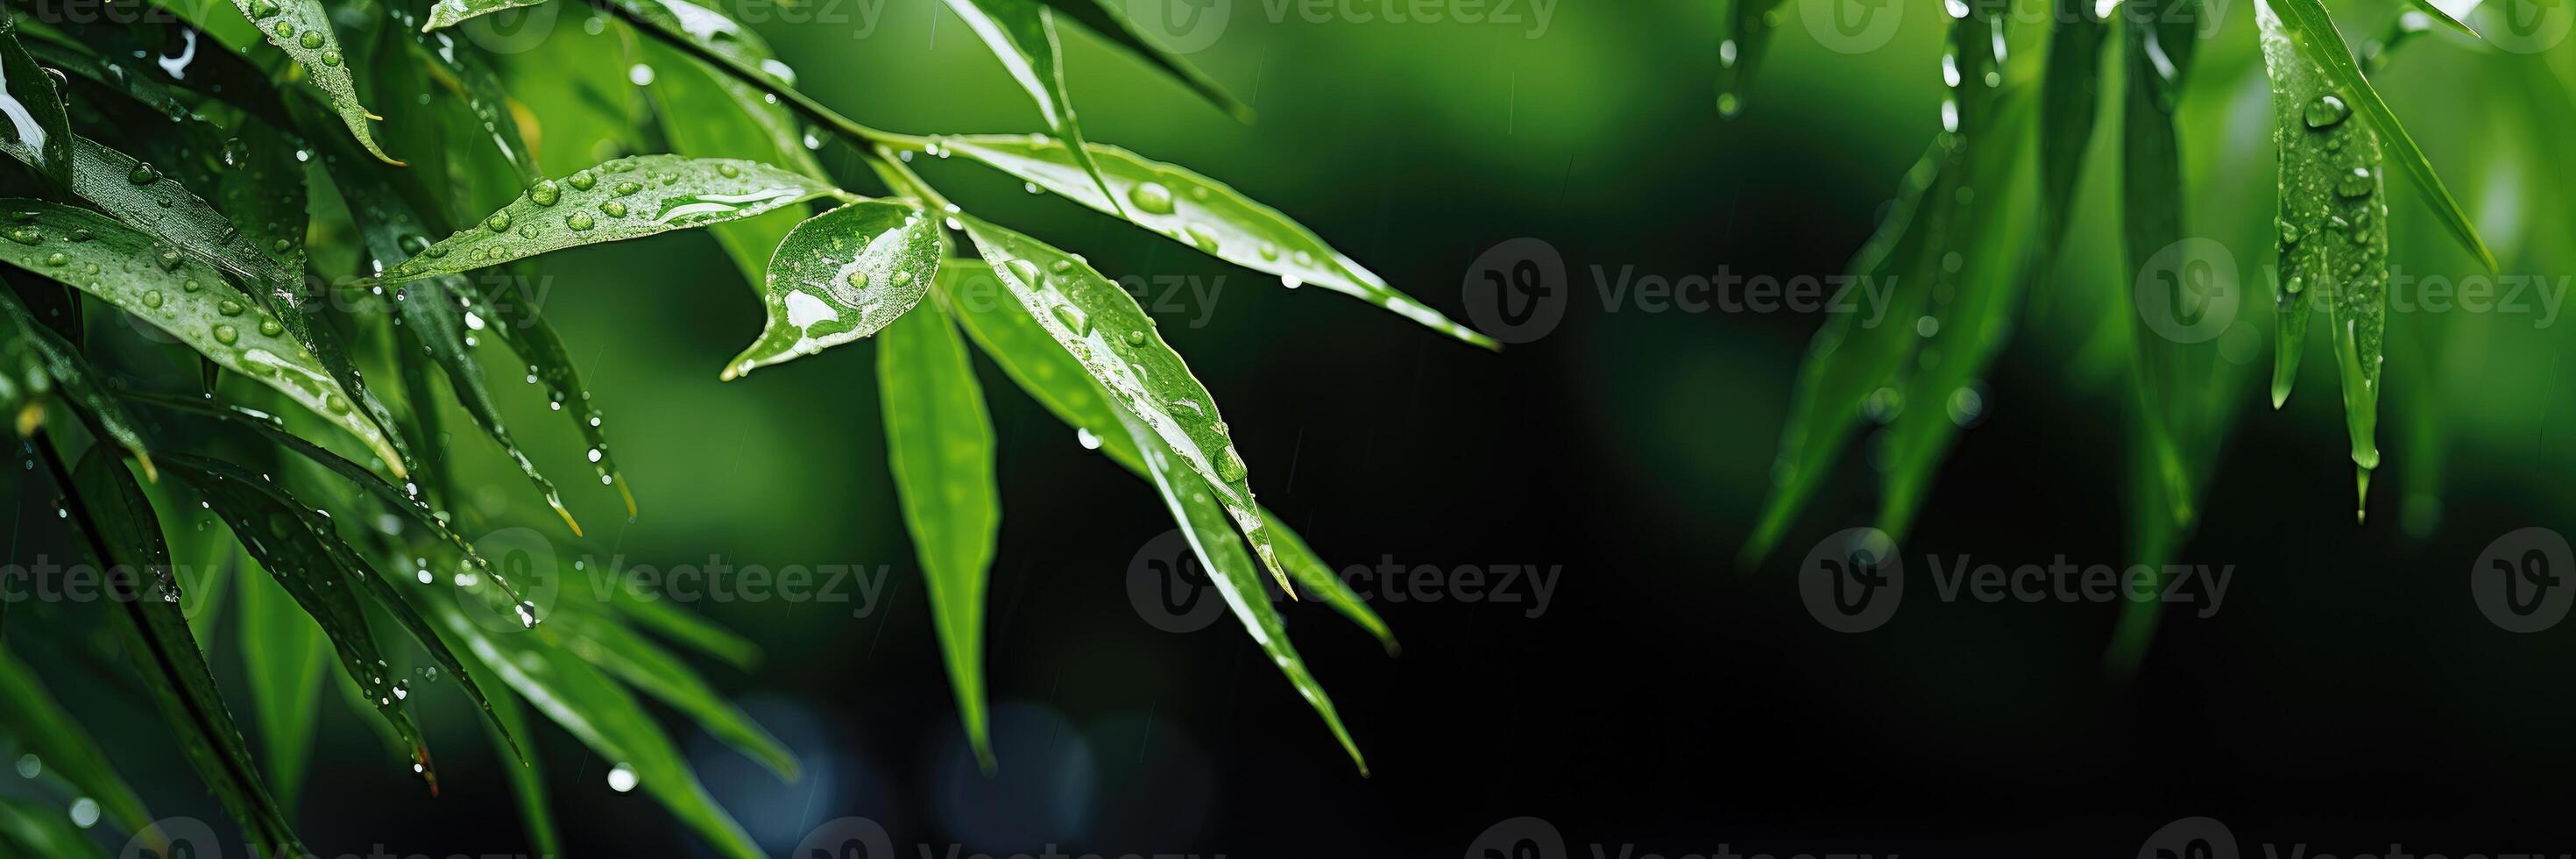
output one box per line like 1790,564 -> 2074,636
587,0 -> 935,156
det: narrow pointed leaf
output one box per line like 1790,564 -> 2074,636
235,555 -> 330,806
228,0 -> 399,163
2259,0 -> 2388,513
398,276 -> 588,535
456,648 -> 561,855
960,216 -> 1289,589
556,612 -> 797,778
0,649 -> 155,836
465,274 -> 639,516
938,0 -> 1122,209
938,135 -> 1494,348
379,155 -> 842,283
0,18 -> 74,190
629,0 -> 832,289
1031,0 -> 1252,121
723,200 -> 940,379
2041,0 -> 2108,245
2266,0 -> 2494,273
0,200 -> 402,471
2403,0 -> 2483,38
879,298 -> 1001,766
424,0 -> 556,30
44,447 -> 307,857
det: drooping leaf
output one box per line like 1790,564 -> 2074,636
2258,0 -> 2389,515
454,646 -> 561,855
937,135 -> 1496,349
0,287 -> 152,474
378,155 -> 843,283
2041,0 -> 2108,245
1715,0 -> 1787,117
722,200 -> 940,379
398,274 -> 590,535
2120,0 -> 2208,529
464,273 -> 638,516
1030,0 -> 1252,121
0,200 -> 402,472
0,18 -> 75,190
940,259 -> 1393,650
42,446 -> 306,857
420,592 -> 767,859
878,297 -> 1001,767
959,215 -> 1289,589
556,611 -> 797,778
227,0 -> 400,163
938,0 -> 1122,209
0,648 -> 156,836
939,261 -> 1369,770
2265,0 -> 2494,273
234,552 -> 331,806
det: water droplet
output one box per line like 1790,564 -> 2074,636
2304,94 -> 2352,129
600,200 -> 628,217
217,299 -> 244,316
1214,446 -> 1247,482
1051,303 -> 1090,334
127,163 -> 162,185
258,319 -> 283,337
320,50 -> 341,67
568,170 -> 597,191
212,324 -> 238,344
251,0 -> 277,15
529,180 -> 561,206
566,213 -> 595,231
40,252 -> 65,266
605,763 -> 638,792
141,291 -> 164,309
1128,181 -> 1177,215
182,279 -> 202,292
612,181 -> 641,196
272,20 -> 294,39
2335,166 -> 2374,199
717,163 -> 741,178
298,31 -> 323,49
1005,258 -> 1044,286
1124,330 -> 1146,346
485,211 -> 513,231
1075,427 -> 1102,450
4,227 -> 39,245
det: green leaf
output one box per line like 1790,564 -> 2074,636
939,259 -> 1392,650
556,611 -> 797,778
0,648 -> 155,836
629,0 -> 833,289
938,0 -> 1123,211
464,273 -> 639,517
1030,0 -> 1252,121
959,215 -> 1290,589
228,0 -> 400,163
423,0 -> 558,31
234,552 -> 331,807
722,200 -> 941,379
44,446 -> 306,857
420,593 -> 767,859
937,134 -> 1496,349
2403,0 -> 2483,38
2258,0 -> 2389,515
878,298 -> 1001,767
0,200 -> 403,472
378,155 -> 843,283
396,275 -> 589,535
2120,0 -> 2208,529
0,18 -> 74,190
2265,0 -> 2495,273
1715,0 -> 1787,118
938,261 -> 1369,770
0,798 -> 109,859
2041,0 -> 2108,245
454,647 -> 561,855
0,288 -> 152,475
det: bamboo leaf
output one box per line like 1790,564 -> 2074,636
234,552 -> 331,806
0,649 -> 155,836
940,261 -> 1367,769
2403,0 -> 2483,39
228,0 -> 400,163
2259,0 -> 2390,515
722,200 -> 941,379
424,0 -> 556,30
0,200 -> 402,472
2266,0 -> 2495,273
937,134 -> 1496,349
878,297 -> 1001,767
464,274 -> 639,517
1030,0 -> 1252,121
378,155 -> 843,283
556,612 -> 797,778
2041,0 -> 2108,245
959,215 -> 1289,590
454,647 -> 561,855
0,18 -> 74,190
629,0 -> 833,289
938,0 -> 1123,210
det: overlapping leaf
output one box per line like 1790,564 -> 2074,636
0,18 -> 74,190
938,0 -> 1122,209
378,155 -> 842,282
1030,0 -> 1252,120
0,288 -> 151,472
227,0 -> 399,162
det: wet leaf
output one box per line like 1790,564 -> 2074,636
0,288 -> 152,474
0,200 -> 402,472
0,18 -> 74,190
2259,0 -> 2389,514
0,797 -> 110,859
556,611 -> 797,778
878,298 -> 1000,766
378,155 -> 843,283
722,200 -> 940,379
2041,0 -> 2108,245
630,0 -> 832,289
423,0 -> 558,31
938,134 -> 1495,349
227,0 -> 399,163
1031,0 -> 1251,121
938,0 -> 1122,209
